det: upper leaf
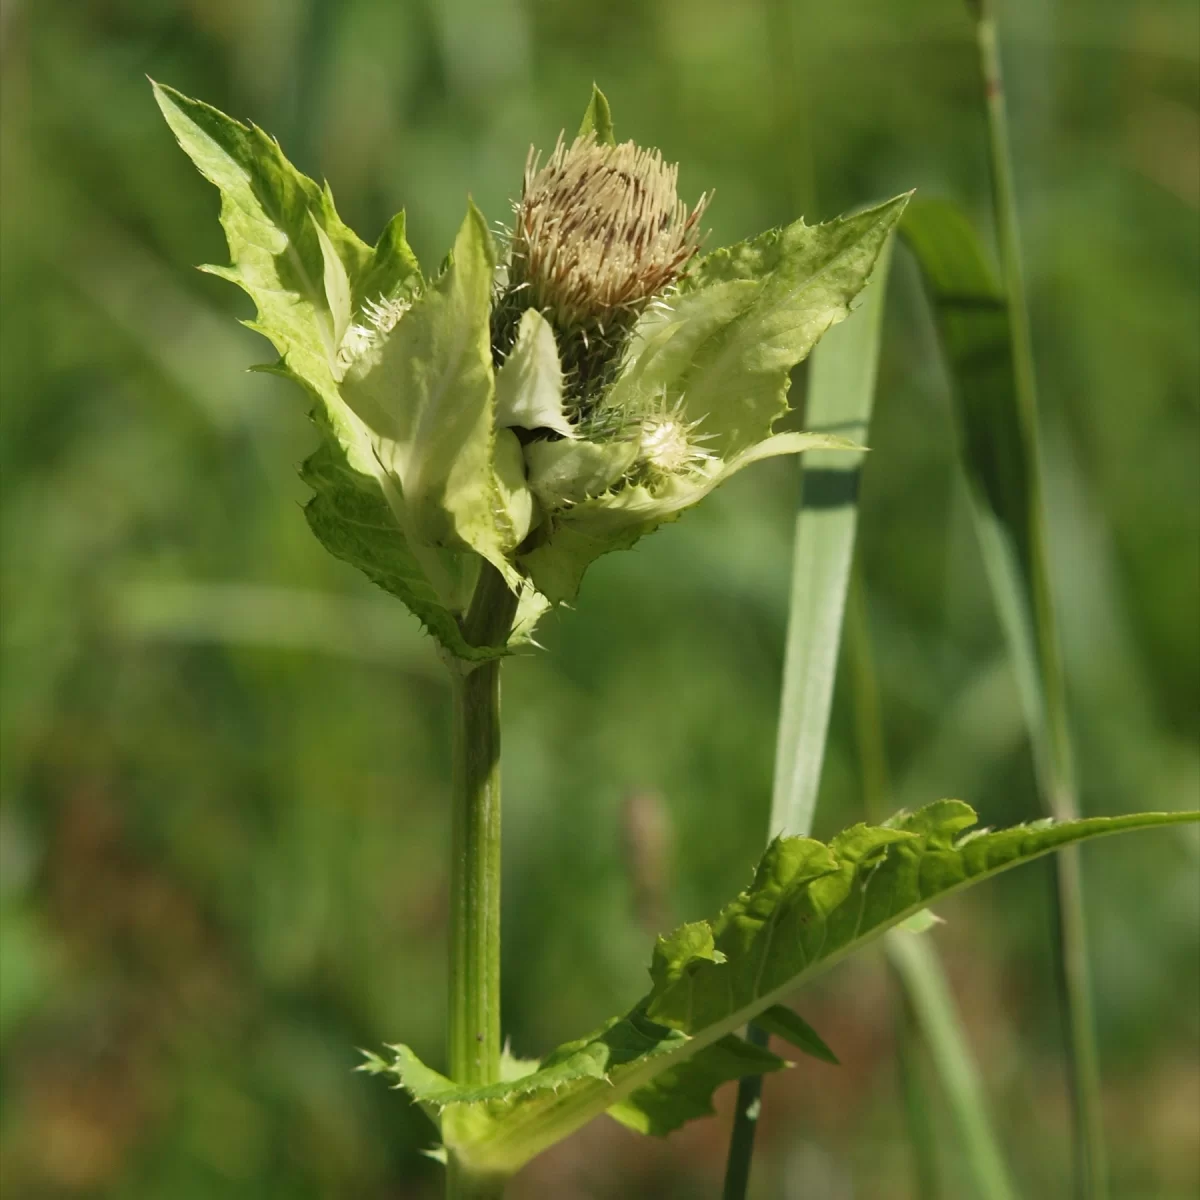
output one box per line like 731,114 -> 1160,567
367,804 -> 1196,1176
154,82 -> 532,658
355,210 -> 423,313
340,206 -> 525,601
612,194 -> 911,459
153,81 -> 369,395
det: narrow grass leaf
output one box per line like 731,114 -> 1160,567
768,235 -> 892,838
902,183 -> 1108,1199
887,931 -> 1018,1200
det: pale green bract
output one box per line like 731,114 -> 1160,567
154,81 -> 907,655
361,803 -> 1196,1175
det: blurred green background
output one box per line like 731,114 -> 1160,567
2,1 -> 1197,1197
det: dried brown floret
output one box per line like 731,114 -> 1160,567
510,135 -> 706,330
494,135 -> 707,410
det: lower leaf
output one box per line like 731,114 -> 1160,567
366,803 -> 1196,1177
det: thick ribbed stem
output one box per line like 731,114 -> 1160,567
446,563 -> 518,1200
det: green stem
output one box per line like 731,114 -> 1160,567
446,563 -> 519,1199
446,1164 -> 507,1200
722,1023 -> 770,1200
971,6 -> 1105,1197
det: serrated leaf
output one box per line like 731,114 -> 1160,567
152,82 -> 369,392
612,194 -> 911,459
520,432 -> 857,604
578,84 -> 616,145
153,83 -> 526,658
369,804 -> 1196,1176
495,309 -> 573,438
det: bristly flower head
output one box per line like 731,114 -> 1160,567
509,135 -> 707,334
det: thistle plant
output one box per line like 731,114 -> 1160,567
154,81 -> 1198,1198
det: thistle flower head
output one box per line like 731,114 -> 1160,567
509,135 -> 707,333
156,77 -> 903,649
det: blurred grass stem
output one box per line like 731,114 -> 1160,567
971,4 -> 1105,1196
846,575 -> 939,1199
447,563 -> 519,1199
887,934 -> 1018,1200
850,576 -> 1016,1200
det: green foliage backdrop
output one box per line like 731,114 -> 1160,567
2,2 -> 1197,1198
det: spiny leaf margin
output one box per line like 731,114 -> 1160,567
152,80 -> 536,662
367,803 -> 1197,1176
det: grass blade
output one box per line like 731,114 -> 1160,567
767,242 -> 892,838
903,9 -> 1107,1178
886,932 -> 1019,1200
892,984 -> 943,1200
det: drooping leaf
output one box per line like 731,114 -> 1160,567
608,1034 -> 787,1136
754,1005 -> 839,1065
611,194 -> 911,459
900,196 -> 1060,805
368,804 -> 1197,1177
520,432 -> 857,604
495,309 -> 574,438
578,84 -> 616,145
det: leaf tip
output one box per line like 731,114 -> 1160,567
578,84 -> 616,144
